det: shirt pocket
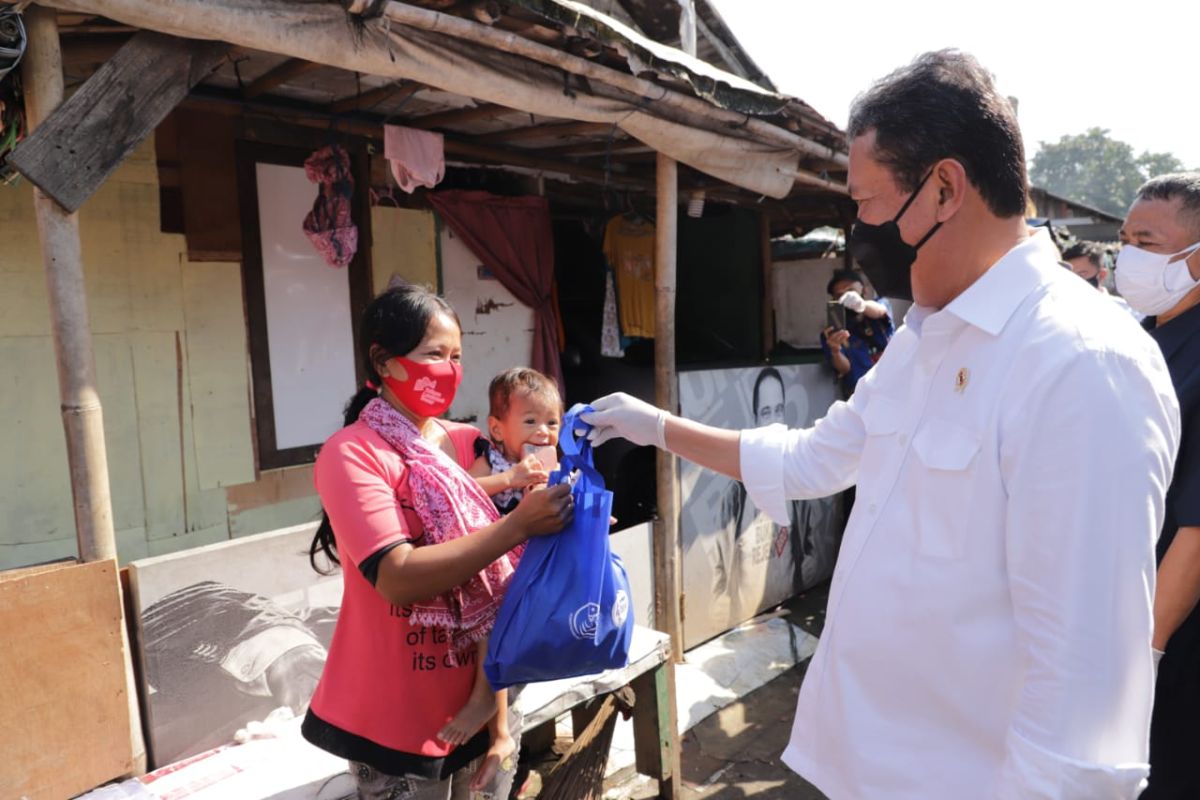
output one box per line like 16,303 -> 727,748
910,418 -> 981,560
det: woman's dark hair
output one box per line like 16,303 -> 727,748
847,50 -> 1028,219
309,282 -> 460,573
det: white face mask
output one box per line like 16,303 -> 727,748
1115,242 -> 1200,316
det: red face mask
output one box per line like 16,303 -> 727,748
382,357 -> 463,418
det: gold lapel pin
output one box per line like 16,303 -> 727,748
954,367 -> 970,394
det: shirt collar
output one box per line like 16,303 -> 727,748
939,228 -> 1060,337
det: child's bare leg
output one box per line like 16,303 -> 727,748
437,640 -> 497,745
470,688 -> 516,791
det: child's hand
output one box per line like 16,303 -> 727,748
508,454 -> 549,489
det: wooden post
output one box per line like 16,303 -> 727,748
646,10 -> 693,795
652,152 -> 683,800
20,4 -> 146,774
653,153 -> 682,660
761,211 -> 776,357
21,5 -> 116,565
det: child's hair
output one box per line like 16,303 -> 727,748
488,367 -> 563,420
309,282 -> 460,573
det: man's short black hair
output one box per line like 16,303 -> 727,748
827,268 -> 864,296
1061,240 -> 1106,269
1136,172 -> 1200,239
847,50 -> 1028,219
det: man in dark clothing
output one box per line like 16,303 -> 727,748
819,268 -> 894,397
1118,172 -> 1200,799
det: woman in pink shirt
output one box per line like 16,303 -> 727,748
302,283 -> 572,799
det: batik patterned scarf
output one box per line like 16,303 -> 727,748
359,398 -> 518,654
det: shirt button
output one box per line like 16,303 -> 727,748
868,503 -> 878,514
897,433 -> 908,447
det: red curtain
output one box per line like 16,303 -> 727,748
428,190 -> 564,392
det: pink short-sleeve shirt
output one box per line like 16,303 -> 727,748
305,419 -> 487,765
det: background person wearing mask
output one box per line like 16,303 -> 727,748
583,50 -> 1179,799
1117,172 -> 1200,799
1062,240 -> 1141,319
820,269 -> 894,397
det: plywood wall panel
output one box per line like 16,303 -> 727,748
131,331 -> 187,543
370,206 -> 439,294
0,337 -> 74,561
177,329 -> 233,535
94,334 -> 148,536
182,261 -> 255,489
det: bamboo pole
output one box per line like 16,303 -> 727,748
20,3 -> 146,774
21,4 -> 116,565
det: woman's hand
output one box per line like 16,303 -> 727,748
507,454 -> 549,490
509,483 -> 574,537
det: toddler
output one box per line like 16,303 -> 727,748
436,367 -> 563,789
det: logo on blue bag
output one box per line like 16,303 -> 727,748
569,602 -> 601,640
612,589 -> 629,628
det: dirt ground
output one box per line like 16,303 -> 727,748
600,584 -> 832,800
675,585 -> 830,800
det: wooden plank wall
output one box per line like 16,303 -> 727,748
0,137 -> 440,570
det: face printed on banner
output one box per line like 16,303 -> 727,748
381,311 -> 464,418
754,373 -> 786,427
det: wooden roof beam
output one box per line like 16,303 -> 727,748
407,102 -> 511,130
243,58 -> 322,99
538,139 -> 652,158
444,139 -> 648,188
477,120 -> 613,145
327,81 -> 424,114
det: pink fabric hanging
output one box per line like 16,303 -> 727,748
302,144 -> 358,269
427,190 -> 564,392
384,124 -> 445,193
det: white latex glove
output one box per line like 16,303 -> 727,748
838,290 -> 867,314
580,392 -> 668,448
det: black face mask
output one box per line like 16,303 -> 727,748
1085,274 -> 1100,288
847,172 -> 943,303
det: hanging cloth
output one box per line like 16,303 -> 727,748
384,124 -> 445,193
302,144 -> 358,269
600,267 -> 625,358
603,215 -> 657,338
427,190 -> 565,392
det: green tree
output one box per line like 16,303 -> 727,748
1029,127 -> 1186,216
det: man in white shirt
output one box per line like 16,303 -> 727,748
583,50 -> 1180,799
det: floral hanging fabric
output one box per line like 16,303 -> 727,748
302,144 -> 358,269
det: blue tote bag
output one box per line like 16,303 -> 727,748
484,404 -> 634,690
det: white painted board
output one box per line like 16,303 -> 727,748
255,163 -> 358,450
